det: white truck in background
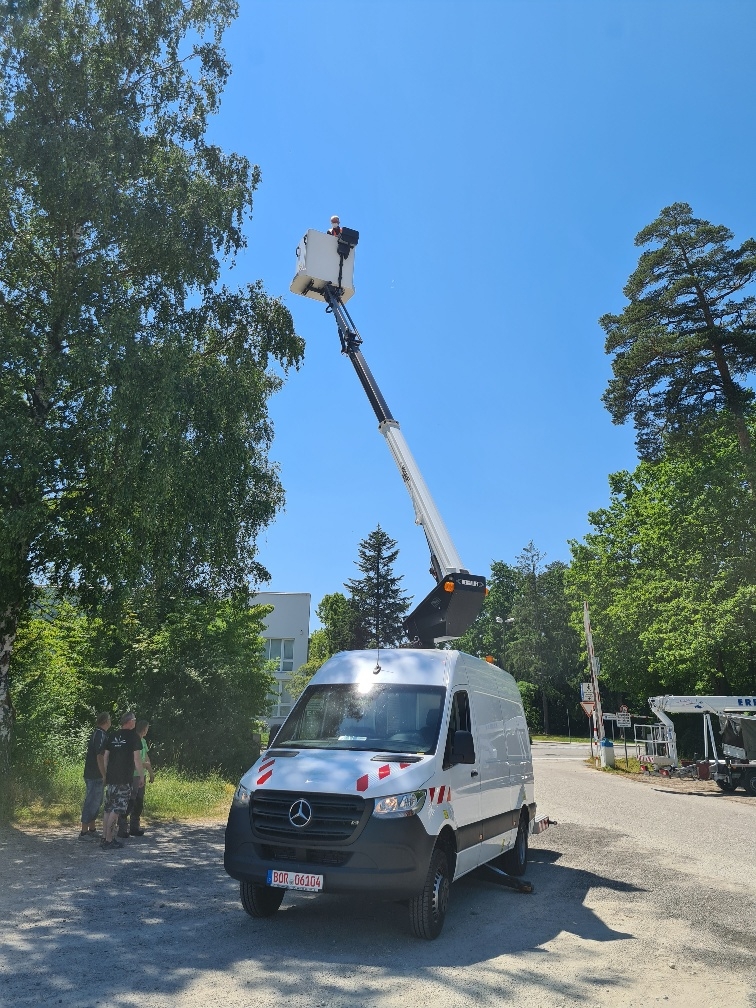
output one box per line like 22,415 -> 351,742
645,695 -> 756,795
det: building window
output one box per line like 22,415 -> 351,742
269,678 -> 294,720
265,638 -> 294,673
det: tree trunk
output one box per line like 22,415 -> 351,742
0,607 -> 19,777
541,686 -> 550,735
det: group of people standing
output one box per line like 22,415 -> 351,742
79,711 -> 154,851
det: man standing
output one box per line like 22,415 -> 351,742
117,718 -> 154,838
78,712 -> 111,840
101,712 -> 145,851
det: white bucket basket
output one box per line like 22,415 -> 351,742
290,229 -> 355,303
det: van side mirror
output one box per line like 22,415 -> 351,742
451,729 -> 475,765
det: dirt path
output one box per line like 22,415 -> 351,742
1,758 -> 754,1008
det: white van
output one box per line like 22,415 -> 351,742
224,648 -> 546,939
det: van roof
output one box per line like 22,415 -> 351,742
312,648 -> 454,687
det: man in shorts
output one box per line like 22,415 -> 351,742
101,712 -> 145,851
78,711 -> 111,840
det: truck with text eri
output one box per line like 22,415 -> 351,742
643,694 -> 756,795
224,223 -> 551,939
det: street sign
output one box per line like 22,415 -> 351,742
580,701 -> 595,717
619,704 -> 629,714
603,712 -> 617,721
616,713 -> 632,727
580,683 -> 595,702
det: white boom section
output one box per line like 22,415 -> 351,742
380,420 -> 465,576
650,695 -> 756,714
648,695 -> 756,766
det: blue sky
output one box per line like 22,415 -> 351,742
205,0 -> 756,622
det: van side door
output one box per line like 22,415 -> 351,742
442,690 -> 482,878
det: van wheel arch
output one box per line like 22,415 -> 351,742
436,825 -> 457,878
498,808 -> 529,876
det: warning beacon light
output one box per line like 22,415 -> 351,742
291,223 -> 359,304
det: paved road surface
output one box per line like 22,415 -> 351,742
1,754 -> 754,1008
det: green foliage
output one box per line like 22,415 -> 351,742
567,427 -> 756,708
10,599 -> 114,761
345,527 -> 411,648
10,594 -> 274,778
507,544 -> 582,734
450,548 -> 582,735
0,0 -> 303,751
516,680 -> 542,733
452,560 -> 520,665
115,598 -> 274,776
601,203 -> 756,485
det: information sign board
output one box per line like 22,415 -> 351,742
616,713 -> 632,728
580,683 -> 595,702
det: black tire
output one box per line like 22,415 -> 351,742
239,881 -> 285,918
715,779 -> 737,793
499,813 -> 529,876
409,847 -> 451,940
743,771 -> 756,796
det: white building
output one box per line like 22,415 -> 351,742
251,592 -> 311,729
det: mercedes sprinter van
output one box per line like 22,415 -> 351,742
224,648 -> 543,938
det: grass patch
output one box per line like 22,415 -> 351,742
5,759 -> 235,825
587,755 -> 643,774
531,734 -> 590,744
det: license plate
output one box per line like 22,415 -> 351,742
267,869 -> 323,892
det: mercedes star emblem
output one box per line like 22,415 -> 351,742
288,799 -> 313,828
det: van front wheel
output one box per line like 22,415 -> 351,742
409,847 -> 450,940
499,813 -> 528,876
240,881 -> 285,918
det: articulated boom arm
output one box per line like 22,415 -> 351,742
321,284 -> 487,646
649,696 -> 756,715
323,289 -> 464,580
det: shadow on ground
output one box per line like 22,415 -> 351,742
0,822 -> 693,1008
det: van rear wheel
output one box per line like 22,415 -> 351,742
499,812 -> 528,876
409,847 -> 450,940
240,881 -> 285,918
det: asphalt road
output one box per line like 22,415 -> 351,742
1,752 -> 754,1008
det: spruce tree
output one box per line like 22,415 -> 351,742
345,527 -> 411,648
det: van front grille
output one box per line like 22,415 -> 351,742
251,790 -> 368,844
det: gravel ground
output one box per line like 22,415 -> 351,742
1,755 -> 754,1008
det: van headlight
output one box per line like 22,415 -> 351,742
232,783 -> 251,807
372,790 -> 426,818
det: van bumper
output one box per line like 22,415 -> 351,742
224,806 -> 438,901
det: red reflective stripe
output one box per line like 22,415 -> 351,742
259,759 -> 275,772
378,764 -> 391,780
436,787 -> 445,804
356,774 -> 369,792
257,770 -> 273,785
399,762 -> 411,769
429,787 -> 436,801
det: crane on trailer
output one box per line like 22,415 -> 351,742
291,224 -> 487,647
645,694 -> 756,795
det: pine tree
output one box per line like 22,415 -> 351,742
345,527 -> 412,648
601,203 -> 756,493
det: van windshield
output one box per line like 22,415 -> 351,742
275,683 -> 446,753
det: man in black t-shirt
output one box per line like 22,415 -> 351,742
101,712 -> 145,851
78,712 -> 111,840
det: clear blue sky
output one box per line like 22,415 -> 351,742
205,0 -> 756,622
